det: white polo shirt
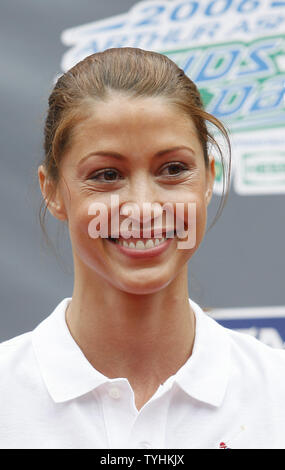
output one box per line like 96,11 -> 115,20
1,297 -> 285,449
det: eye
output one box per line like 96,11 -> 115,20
89,168 -> 122,182
159,162 -> 189,177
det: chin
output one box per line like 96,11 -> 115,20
115,274 -> 173,296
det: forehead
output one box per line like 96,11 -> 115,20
67,94 -> 202,158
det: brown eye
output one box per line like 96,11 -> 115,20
160,162 -> 188,176
89,169 -> 122,182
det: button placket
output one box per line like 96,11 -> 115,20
127,392 -> 172,449
99,380 -> 138,448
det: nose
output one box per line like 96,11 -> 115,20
119,173 -> 166,231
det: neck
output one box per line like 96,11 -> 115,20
65,262 -> 196,408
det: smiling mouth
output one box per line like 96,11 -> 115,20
107,230 -> 176,250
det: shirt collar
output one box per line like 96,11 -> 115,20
32,298 -> 109,403
32,297 -> 231,406
174,298 -> 231,407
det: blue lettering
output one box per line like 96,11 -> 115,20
250,81 -> 285,112
237,0 -> 260,13
132,4 -> 166,27
195,49 -> 240,82
191,22 -> 220,40
256,15 -> 285,30
163,28 -> 184,43
211,85 -> 252,117
237,43 -> 276,77
230,20 -> 250,34
182,53 -> 197,74
171,1 -> 199,21
205,0 -> 233,16
270,1 -> 285,7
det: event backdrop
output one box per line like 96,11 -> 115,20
1,0 -> 284,346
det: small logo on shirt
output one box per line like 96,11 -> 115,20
219,425 -> 246,449
219,441 -> 231,449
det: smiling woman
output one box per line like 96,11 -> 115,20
2,47 -> 285,450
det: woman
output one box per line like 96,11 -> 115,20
1,47 -> 285,449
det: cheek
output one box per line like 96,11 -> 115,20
177,190 -> 207,230
67,190 -> 110,235
172,189 -> 208,259
68,202 -> 111,275
67,198 -> 106,249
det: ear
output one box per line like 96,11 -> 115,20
205,155 -> 216,206
38,165 -> 67,221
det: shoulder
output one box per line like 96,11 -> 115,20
0,298 -> 70,374
0,327 -> 54,421
0,330 -> 33,355
200,305 -> 285,370
0,330 -> 45,397
0,331 -> 36,375
223,324 -> 285,384
193,300 -> 285,387
226,323 -> 285,358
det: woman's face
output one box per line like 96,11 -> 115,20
39,93 -> 215,295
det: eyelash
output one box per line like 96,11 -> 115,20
89,162 -> 189,182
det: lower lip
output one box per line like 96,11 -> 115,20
106,238 -> 174,258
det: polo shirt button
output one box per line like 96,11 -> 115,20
138,441 -> 152,449
108,387 -> 121,399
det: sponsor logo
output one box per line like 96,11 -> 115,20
59,0 -> 285,195
235,150 -> 285,194
165,36 -> 285,132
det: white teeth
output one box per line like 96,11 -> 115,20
116,237 -> 166,250
145,239 -> 155,249
136,240 -> 145,250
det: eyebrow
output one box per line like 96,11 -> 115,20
79,146 -> 195,165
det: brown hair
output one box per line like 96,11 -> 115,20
39,47 -> 231,240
